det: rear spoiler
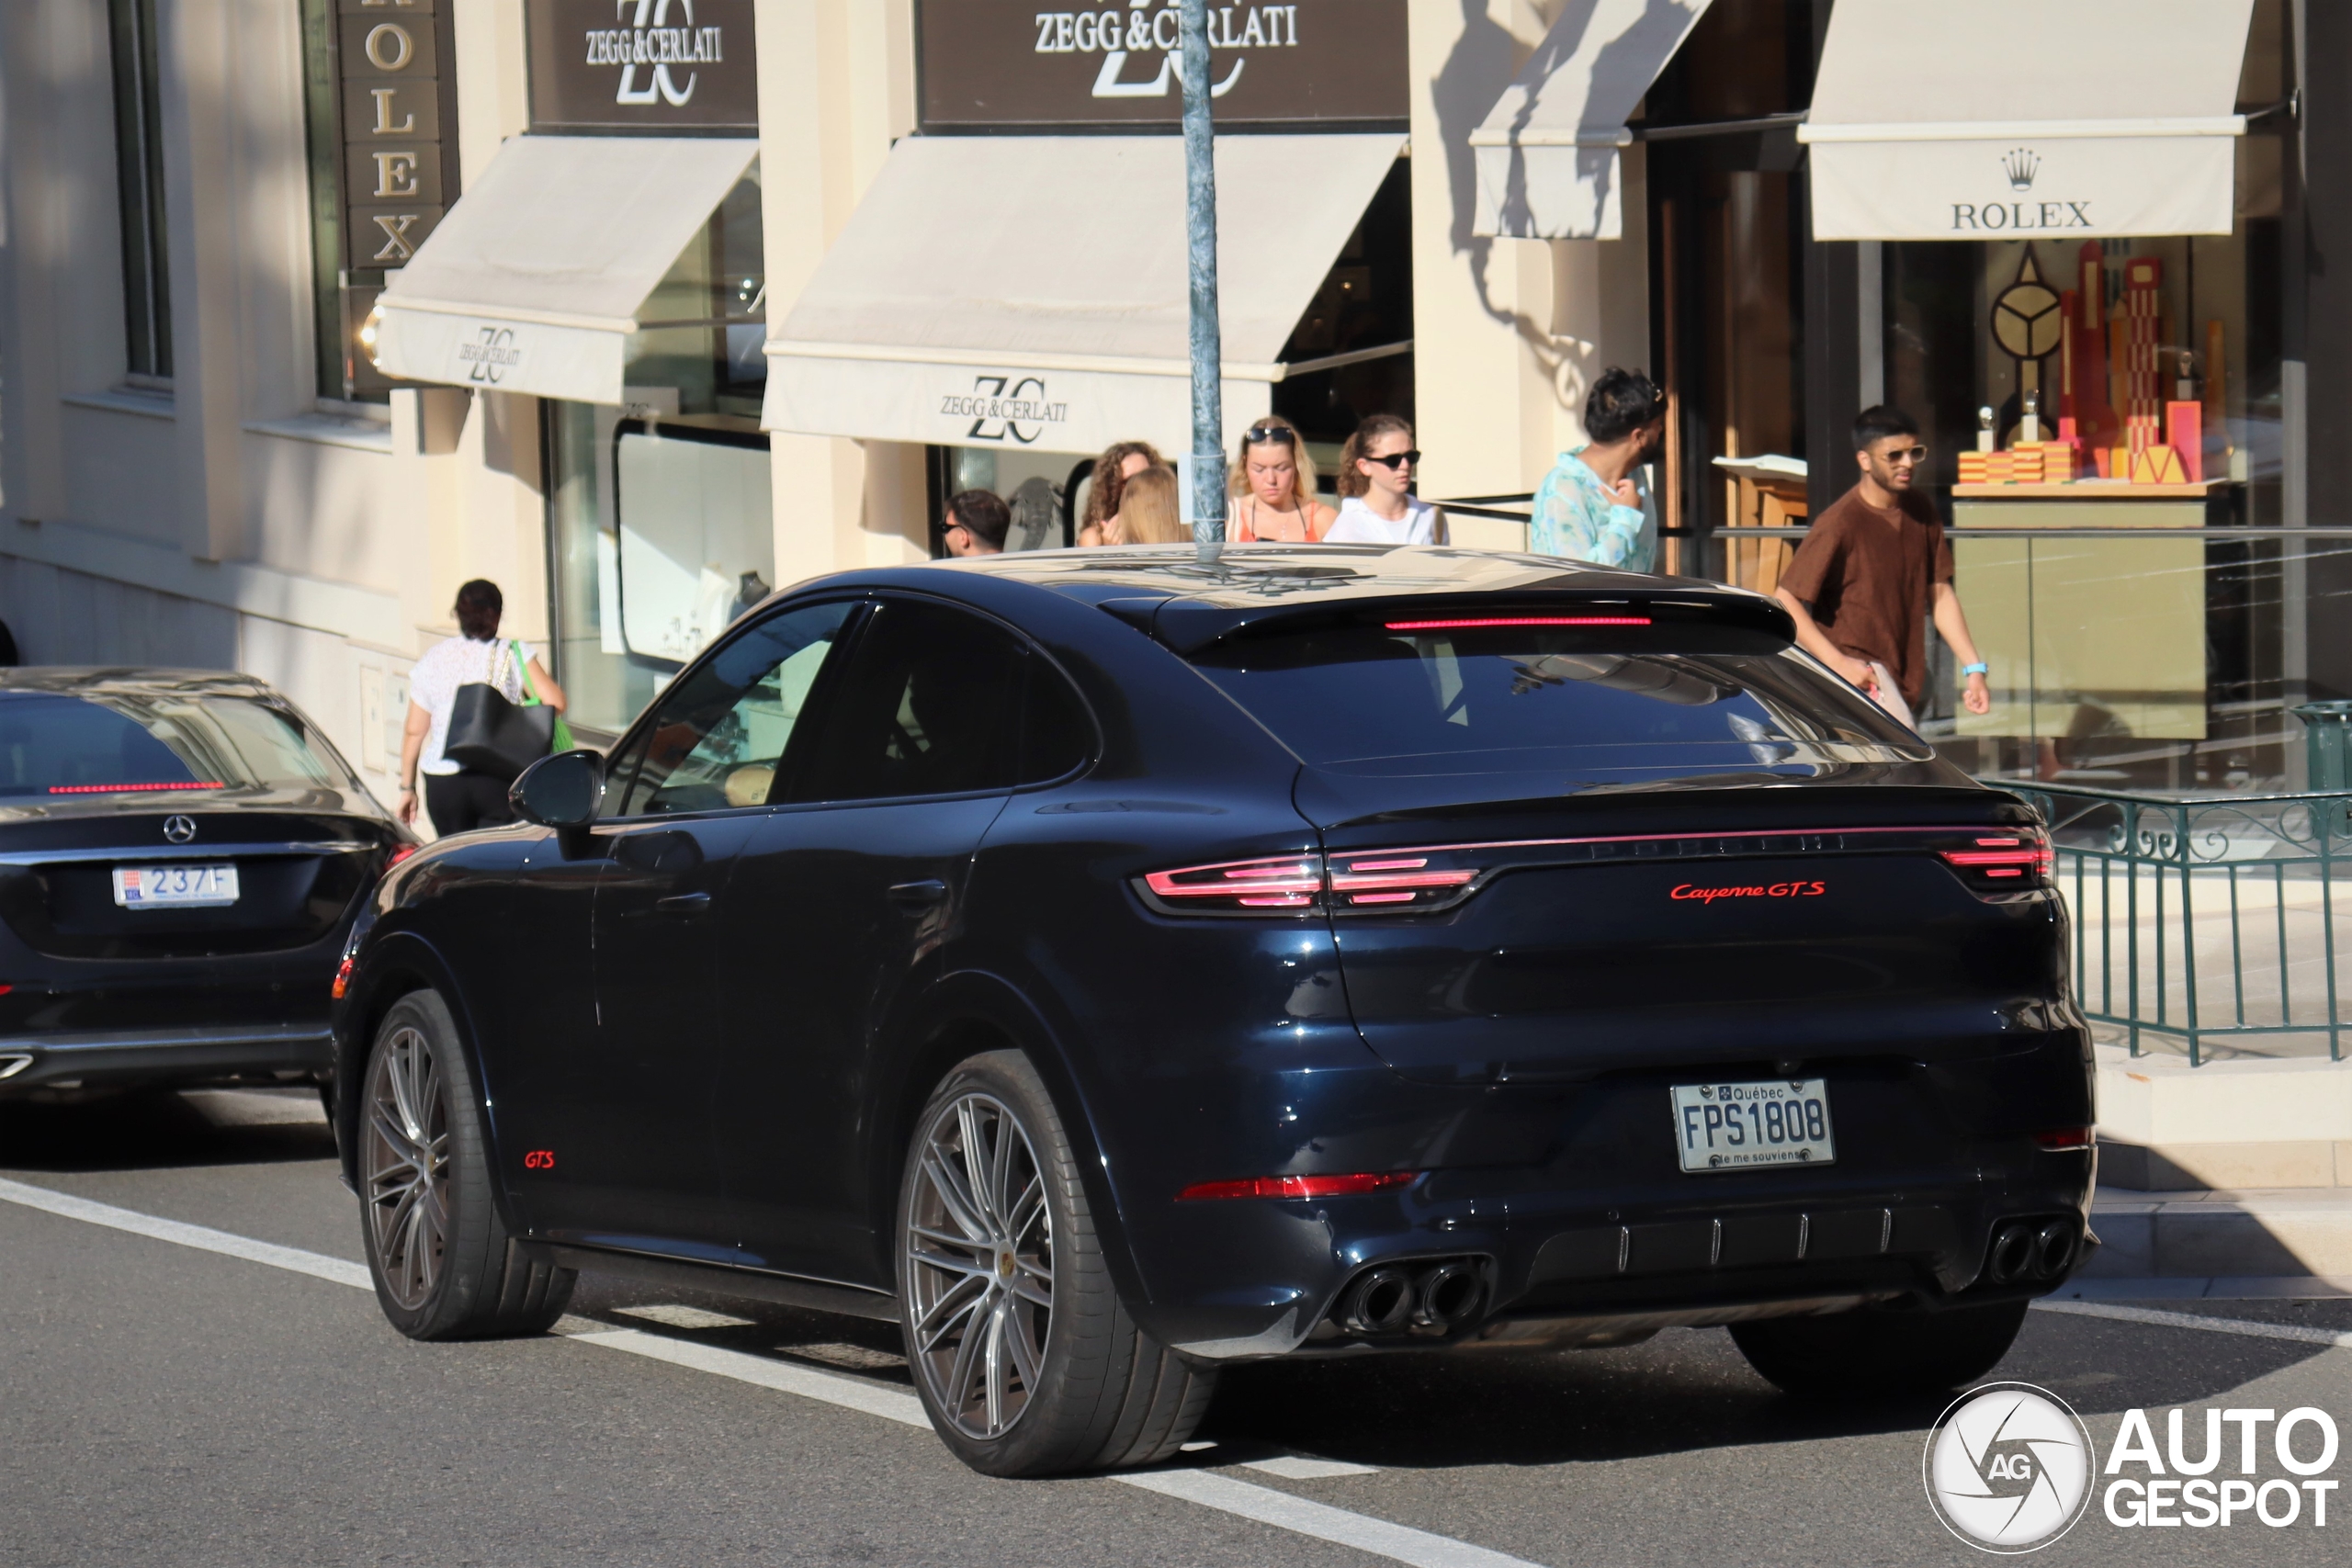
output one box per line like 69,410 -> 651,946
1088,587 -> 1797,655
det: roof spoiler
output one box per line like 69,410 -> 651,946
1094,588 -> 1797,655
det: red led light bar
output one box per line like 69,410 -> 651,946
1384,615 -> 1652,631
47,781 -> 223,795
2033,1127 -> 2095,1152
1177,1172 -> 1418,1201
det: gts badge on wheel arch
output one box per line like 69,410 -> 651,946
523,1149 -> 556,1170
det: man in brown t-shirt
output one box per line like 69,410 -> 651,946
1774,406 -> 1991,727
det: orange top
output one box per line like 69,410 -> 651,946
1232,496 -> 1327,543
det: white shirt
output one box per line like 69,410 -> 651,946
409,636 -> 540,776
1321,494 -> 1445,546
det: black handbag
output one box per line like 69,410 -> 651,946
441,643 -> 555,779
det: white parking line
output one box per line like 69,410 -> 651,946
0,1176 -> 371,1290
2034,1297 -> 2352,1350
0,1178 -> 1540,1568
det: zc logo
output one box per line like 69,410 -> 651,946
940,374 -> 1068,445
585,0 -> 726,108
458,327 -> 520,385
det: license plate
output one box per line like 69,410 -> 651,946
1670,1078 -> 1835,1172
112,863 -> 240,908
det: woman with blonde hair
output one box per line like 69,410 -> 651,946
1078,439 -> 1167,547
1227,414 -> 1336,541
1324,413 -> 1447,545
1108,465 -> 1185,544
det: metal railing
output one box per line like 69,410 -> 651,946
2010,784 -> 2352,1065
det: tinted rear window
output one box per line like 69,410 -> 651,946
0,692 -> 355,797
1190,625 -> 1925,774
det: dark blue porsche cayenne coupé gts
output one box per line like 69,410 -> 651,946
331,546 -> 2094,1477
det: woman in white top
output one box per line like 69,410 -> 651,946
1323,414 -> 1447,545
1227,414 -> 1338,542
397,580 -> 567,835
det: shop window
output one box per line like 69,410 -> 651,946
1268,158 -> 1415,472
108,0 -> 171,382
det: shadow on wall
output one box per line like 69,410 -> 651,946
1430,0 -> 1633,415
0,556 -> 238,670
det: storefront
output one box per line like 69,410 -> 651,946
761,0 -> 1416,548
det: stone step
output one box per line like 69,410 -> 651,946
2086,1187 -> 2352,1278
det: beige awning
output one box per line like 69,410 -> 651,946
1468,0 -> 1713,241
761,133 -> 1407,453
1799,0 -> 2256,241
372,135 -> 759,404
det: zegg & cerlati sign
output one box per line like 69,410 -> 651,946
526,0 -> 759,132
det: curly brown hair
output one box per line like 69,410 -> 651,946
1082,440 -> 1168,528
1336,413 -> 1415,500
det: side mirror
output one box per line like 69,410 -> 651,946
510,749 -> 605,830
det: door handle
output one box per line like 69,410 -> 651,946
654,892 -> 713,916
888,879 -> 949,908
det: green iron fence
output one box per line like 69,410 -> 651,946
2010,784 -> 2352,1066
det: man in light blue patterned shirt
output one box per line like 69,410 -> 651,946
1530,368 -> 1667,571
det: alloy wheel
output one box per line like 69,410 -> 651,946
363,1024 -> 450,1312
904,1092 -> 1053,1439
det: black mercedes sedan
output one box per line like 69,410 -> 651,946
330,547 -> 2094,1478
0,669 -> 412,1100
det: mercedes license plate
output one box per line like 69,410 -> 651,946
1670,1078 -> 1835,1173
113,863 -> 240,909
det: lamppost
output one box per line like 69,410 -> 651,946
1178,0 -> 1225,558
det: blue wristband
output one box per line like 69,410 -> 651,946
1961,661 -> 1988,677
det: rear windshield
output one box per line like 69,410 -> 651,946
1190,624 -> 1926,776
0,692 -> 356,797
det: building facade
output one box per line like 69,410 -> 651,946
0,1 -> 2337,806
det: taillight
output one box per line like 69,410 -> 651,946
1177,1172 -> 1418,1201
385,843 -> 419,870
2033,1127 -> 2094,1152
331,954 -> 356,1001
1136,850 -> 1491,917
1938,829 -> 2054,891
1139,855 -> 1324,912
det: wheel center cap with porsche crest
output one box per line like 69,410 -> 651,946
163,816 -> 198,844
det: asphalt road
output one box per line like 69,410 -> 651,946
3,1089 -> 2347,1568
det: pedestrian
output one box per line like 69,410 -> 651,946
397,580 -> 567,835
1078,439 -> 1166,546
1110,465 -> 1186,544
1229,414 -> 1337,541
1324,413 -> 1447,544
941,489 -> 1012,557
1773,406 -> 1993,728
1529,368 -> 1665,570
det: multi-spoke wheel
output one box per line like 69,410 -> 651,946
905,1091 -> 1053,1439
357,991 -> 573,1340
363,1021 -> 450,1311
897,1049 -> 1216,1477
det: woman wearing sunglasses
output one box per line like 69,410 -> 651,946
1227,414 -> 1337,542
1324,413 -> 1447,545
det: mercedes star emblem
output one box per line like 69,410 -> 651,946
163,815 -> 198,844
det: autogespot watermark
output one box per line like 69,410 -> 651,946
1924,1384 -> 2344,1552
1925,1383 -> 2097,1552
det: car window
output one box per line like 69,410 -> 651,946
1188,624 -> 1924,772
616,602 -> 857,817
1019,657 -> 1094,784
789,598 -> 1024,803
0,691 -> 354,796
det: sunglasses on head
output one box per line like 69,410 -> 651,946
1363,449 -> 1422,469
1242,424 -> 1296,447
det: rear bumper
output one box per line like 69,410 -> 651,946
0,1023 -> 334,1094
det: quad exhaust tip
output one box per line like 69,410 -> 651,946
1334,1258 -> 1488,1337
1986,1217 -> 2079,1285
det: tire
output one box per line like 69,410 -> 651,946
897,1049 -> 1216,1477
1730,1298 -> 2030,1398
358,990 -> 574,1339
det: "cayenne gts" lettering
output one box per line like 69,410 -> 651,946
1670,881 -> 1826,904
